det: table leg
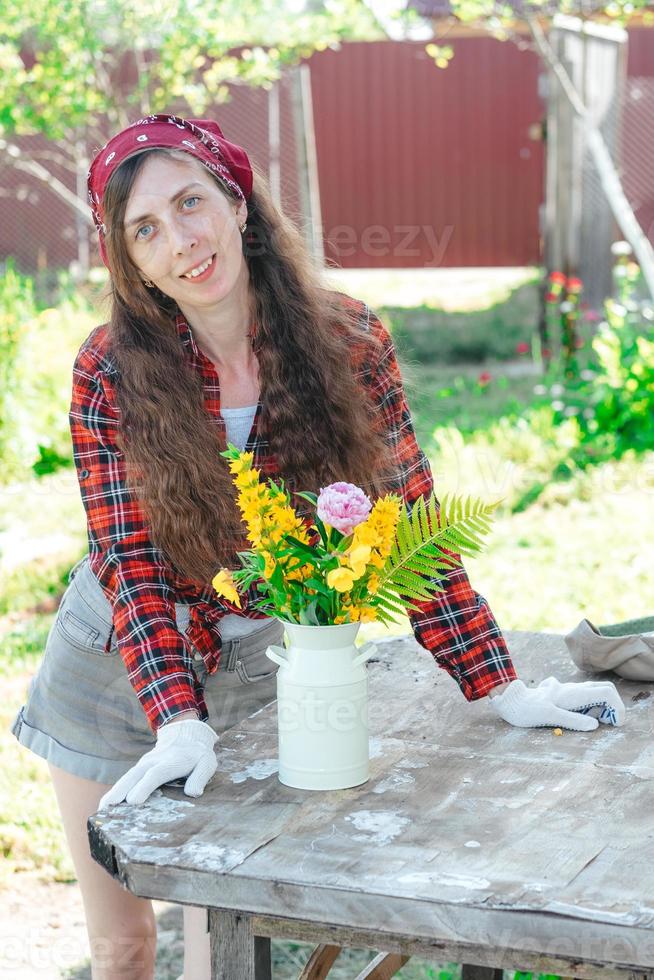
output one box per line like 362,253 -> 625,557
209,909 -> 272,980
461,968 -> 504,980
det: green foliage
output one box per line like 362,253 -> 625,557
431,406 -> 582,514
374,494 -> 498,624
575,298 -> 654,458
0,273 -> 97,485
1,0 -> 382,142
534,261 -> 654,466
438,0 -> 650,33
0,261 -> 37,482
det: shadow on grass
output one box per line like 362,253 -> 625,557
382,279 -> 540,366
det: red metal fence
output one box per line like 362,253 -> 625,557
1,30 -> 652,273
310,39 -> 545,269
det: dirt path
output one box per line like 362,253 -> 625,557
2,874 -> 184,979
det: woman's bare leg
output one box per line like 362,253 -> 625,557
182,905 -> 210,980
48,762 -> 157,980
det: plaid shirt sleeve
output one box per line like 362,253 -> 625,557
365,307 -> 518,700
69,335 -> 204,733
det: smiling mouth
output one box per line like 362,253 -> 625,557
180,253 -> 217,281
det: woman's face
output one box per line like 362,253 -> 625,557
123,153 -> 248,309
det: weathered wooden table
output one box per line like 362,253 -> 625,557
89,631 -> 654,980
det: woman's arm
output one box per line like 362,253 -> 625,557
363,306 -> 625,729
364,306 -> 519,701
69,332 -> 205,733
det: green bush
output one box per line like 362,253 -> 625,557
431,406 -> 581,513
0,264 -> 98,485
0,260 -> 38,482
536,290 -> 654,466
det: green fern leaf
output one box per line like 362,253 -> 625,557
374,493 -> 497,610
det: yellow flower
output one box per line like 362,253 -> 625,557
287,561 -> 313,583
234,470 -> 260,492
211,568 -> 242,609
228,452 -> 254,475
237,483 -> 268,510
260,550 -> 276,578
348,543 -> 371,567
327,567 -> 356,593
358,605 -> 378,623
369,550 -> 386,570
337,544 -> 371,581
351,496 -> 401,556
352,523 -> 380,548
373,495 -> 402,523
367,572 -> 380,594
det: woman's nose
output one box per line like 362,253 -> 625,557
169,218 -> 198,253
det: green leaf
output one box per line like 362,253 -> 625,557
283,535 -> 323,563
298,600 -> 321,625
303,577 -> 331,596
293,490 -> 318,506
377,492 -> 497,610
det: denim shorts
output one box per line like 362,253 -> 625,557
11,555 -> 284,784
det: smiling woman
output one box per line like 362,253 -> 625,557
11,112 -> 625,980
96,131 -> 396,586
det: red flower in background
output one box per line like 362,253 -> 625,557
478,371 -> 492,386
545,291 -> 558,303
516,342 -> 530,355
549,271 -> 566,285
567,277 -> 583,293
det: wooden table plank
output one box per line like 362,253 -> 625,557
89,630 -> 654,977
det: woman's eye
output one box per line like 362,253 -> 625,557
134,197 -> 199,240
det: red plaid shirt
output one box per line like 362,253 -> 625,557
69,295 -> 517,732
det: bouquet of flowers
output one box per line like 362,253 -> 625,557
212,443 -> 499,627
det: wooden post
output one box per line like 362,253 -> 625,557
209,909 -> 271,980
289,63 -> 325,264
461,967 -> 504,980
539,15 -> 631,309
268,80 -> 281,210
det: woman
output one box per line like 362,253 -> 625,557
12,114 -> 625,980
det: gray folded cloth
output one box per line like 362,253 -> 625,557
565,618 -> 654,681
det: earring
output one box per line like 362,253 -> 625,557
239,221 -> 247,234
143,279 -> 154,288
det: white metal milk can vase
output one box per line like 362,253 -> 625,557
265,620 -> 377,790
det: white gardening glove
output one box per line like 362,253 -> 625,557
488,676 -> 626,731
99,718 -> 218,807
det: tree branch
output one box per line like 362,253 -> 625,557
0,140 -> 93,223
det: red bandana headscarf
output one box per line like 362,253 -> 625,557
87,113 -> 253,269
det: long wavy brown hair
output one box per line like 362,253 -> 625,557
101,147 -> 399,585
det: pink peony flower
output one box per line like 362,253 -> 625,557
317,482 -> 372,536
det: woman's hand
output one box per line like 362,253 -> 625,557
488,676 -> 626,730
99,717 -> 219,807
